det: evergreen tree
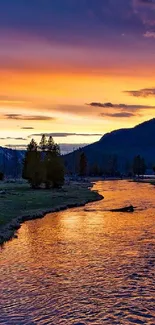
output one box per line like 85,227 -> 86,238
39,134 -> 47,151
22,139 -> 42,188
0,172 -> 4,181
44,137 -> 64,188
79,152 -> 87,176
47,135 -> 55,151
90,163 -> 100,176
107,155 -> 118,176
46,152 -> 64,188
141,158 -> 146,175
23,136 -> 64,189
133,155 -> 146,176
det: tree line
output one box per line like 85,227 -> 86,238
68,152 -> 148,177
0,141 -> 155,182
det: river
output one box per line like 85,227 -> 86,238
0,180 -> 154,325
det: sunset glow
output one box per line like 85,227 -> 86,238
1,1 -> 155,149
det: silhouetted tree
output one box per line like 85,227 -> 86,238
44,137 -> 64,188
90,163 -> 100,176
22,139 -> 42,188
124,160 -> 132,176
79,152 -> 87,176
47,135 -> 54,151
39,134 -> 47,151
107,155 -> 118,176
23,136 -> 64,189
0,172 -> 4,181
133,155 -> 146,176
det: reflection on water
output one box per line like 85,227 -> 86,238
0,181 -> 154,325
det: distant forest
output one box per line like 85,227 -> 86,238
0,136 -> 153,181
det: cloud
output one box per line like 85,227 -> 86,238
5,144 -> 27,150
0,137 -> 27,140
100,112 -> 135,118
136,0 -> 155,6
132,0 -> 155,35
87,101 -> 155,118
88,102 -> 155,110
124,87 -> 155,97
29,133 -> 102,138
3,114 -> 55,121
144,31 -> 155,38
0,94 -> 29,104
21,127 -> 34,130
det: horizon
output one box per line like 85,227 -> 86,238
2,116 -> 155,154
1,1 -> 155,148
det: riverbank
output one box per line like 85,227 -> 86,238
0,181 -> 103,245
132,178 -> 155,185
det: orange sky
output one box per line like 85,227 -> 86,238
0,65 -> 155,149
1,0 -> 155,150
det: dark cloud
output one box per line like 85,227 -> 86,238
21,127 -> 34,130
100,112 -> 135,118
88,101 -> 155,118
4,114 -> 55,121
29,133 -> 102,138
88,102 -> 155,110
0,137 -> 27,140
124,88 -> 155,97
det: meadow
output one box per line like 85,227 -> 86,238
0,181 -> 102,227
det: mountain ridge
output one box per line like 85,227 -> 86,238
65,118 -> 155,172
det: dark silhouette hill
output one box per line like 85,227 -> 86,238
0,147 -> 25,177
64,118 -> 155,172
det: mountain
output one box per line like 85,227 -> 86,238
0,147 -> 25,177
64,118 -> 155,173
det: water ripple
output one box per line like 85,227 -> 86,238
0,181 -> 154,324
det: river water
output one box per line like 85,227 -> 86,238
0,181 -> 154,325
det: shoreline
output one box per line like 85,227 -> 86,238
0,183 -> 103,246
131,178 -> 155,185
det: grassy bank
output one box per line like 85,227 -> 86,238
132,178 -> 155,185
0,181 -> 103,244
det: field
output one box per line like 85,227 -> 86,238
0,181 -> 102,228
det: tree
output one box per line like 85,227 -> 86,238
23,136 -> 64,189
47,135 -> 54,151
153,165 -> 155,174
90,163 -> 100,176
22,139 -> 42,188
0,172 -> 4,181
39,134 -> 47,151
107,154 -> 118,176
133,155 -> 146,176
141,158 -> 146,175
79,152 -> 87,176
45,152 -> 64,188
44,137 -> 64,188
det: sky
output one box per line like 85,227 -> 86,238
1,0 -> 155,152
